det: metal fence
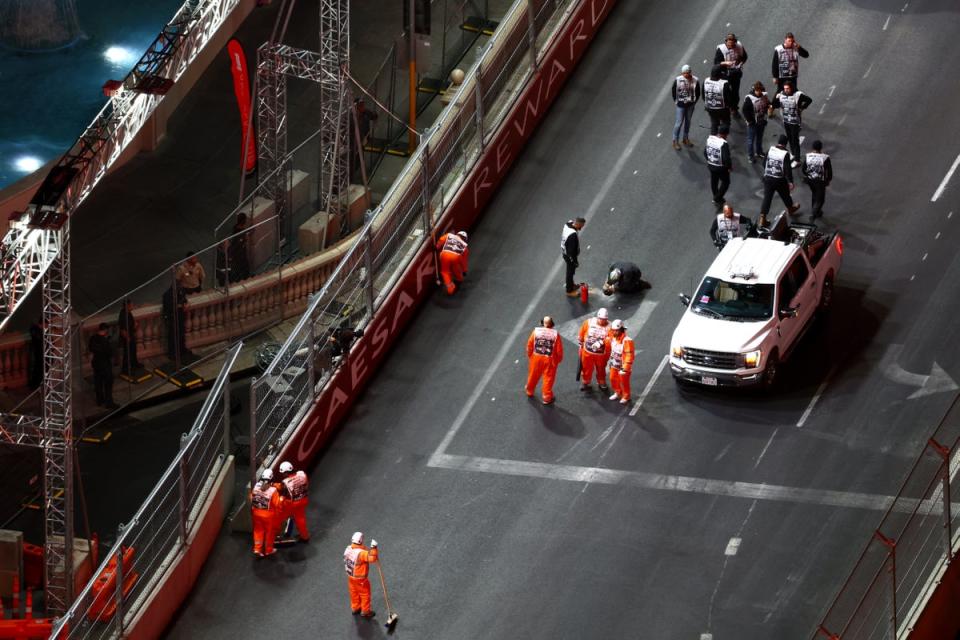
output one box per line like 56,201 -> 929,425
249,0 -> 578,471
49,343 -> 243,639
814,393 -> 960,639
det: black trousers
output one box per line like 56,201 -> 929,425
563,256 -> 578,293
783,123 -> 802,161
760,178 -> 794,218
808,179 -> 827,217
94,367 -> 114,405
727,72 -> 742,111
121,337 -> 140,374
707,109 -> 730,135
709,168 -> 730,203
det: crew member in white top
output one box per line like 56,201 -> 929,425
802,140 -> 833,219
714,33 -> 748,119
759,134 -> 801,227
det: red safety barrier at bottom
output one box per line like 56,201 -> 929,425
0,619 -> 53,640
21,543 -> 43,590
87,546 -> 138,622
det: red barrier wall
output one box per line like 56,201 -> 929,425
907,552 -> 960,639
278,0 -> 618,470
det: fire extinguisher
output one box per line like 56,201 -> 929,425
579,282 -> 589,304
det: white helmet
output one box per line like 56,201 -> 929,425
611,319 -> 624,331
261,468 -> 274,481
457,230 -> 468,240
352,531 -> 364,544
597,308 -> 609,319
279,461 -> 294,474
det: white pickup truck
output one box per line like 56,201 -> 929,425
670,216 -> 843,390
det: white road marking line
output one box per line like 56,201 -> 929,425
656,132 -> 662,138
902,2 -> 909,11
724,537 -> 741,556
818,103 -> 827,115
863,62 -> 874,78
922,252 -> 928,261
828,85 -> 836,98
610,206 -> 615,211
429,1 -> 731,462
797,365 -> 837,428
910,274 -> 915,281
630,354 -> 669,416
701,634 -> 714,640
931,152 -> 960,202
633,169 -> 638,175
935,232 -> 941,240
883,14 -> 891,30
754,428 -> 779,468
949,211 -> 954,219
838,114 -> 847,125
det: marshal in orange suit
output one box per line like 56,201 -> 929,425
525,316 -> 564,405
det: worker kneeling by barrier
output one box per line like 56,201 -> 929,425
87,546 -> 138,622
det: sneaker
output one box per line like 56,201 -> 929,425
682,138 -> 694,147
619,398 -> 629,405
542,397 -> 555,406
524,388 -> 534,397
791,160 -> 799,169
566,289 -> 580,297
580,384 -> 589,391
788,203 -> 802,215
360,610 -> 376,618
672,140 -> 681,150
352,609 -> 361,616
598,384 -> 610,393
749,156 -> 756,164
609,393 -> 620,401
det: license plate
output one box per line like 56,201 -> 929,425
701,376 -> 718,386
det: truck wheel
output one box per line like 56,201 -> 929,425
760,353 -> 779,391
818,275 -> 834,313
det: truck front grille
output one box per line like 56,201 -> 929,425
683,348 -> 741,370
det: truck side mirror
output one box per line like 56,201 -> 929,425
678,293 -> 691,307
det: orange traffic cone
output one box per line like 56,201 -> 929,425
579,282 -> 589,304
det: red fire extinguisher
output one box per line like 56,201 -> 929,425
579,282 -> 589,304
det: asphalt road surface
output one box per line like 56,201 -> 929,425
166,1 -> 960,638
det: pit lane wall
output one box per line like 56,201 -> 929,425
276,0 -> 618,469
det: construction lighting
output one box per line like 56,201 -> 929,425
14,156 -> 42,172
103,46 -> 136,67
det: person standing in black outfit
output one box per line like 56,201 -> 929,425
742,81 -> 770,163
803,140 -> 833,218
117,299 -> 141,376
561,217 -> 585,297
714,33 -> 748,120
772,83 -> 812,167
704,125 -> 732,207
162,285 -> 190,362
230,212 -> 251,282
771,32 -> 809,94
703,65 -> 734,135
89,323 -> 117,409
759,134 -> 801,227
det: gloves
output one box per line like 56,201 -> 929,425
370,539 -> 378,548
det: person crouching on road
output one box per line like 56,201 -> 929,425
525,316 -> 563,405
579,308 -> 611,393
278,461 -> 310,542
250,468 -> 281,557
344,532 -> 379,618
608,319 -> 635,404
436,230 -> 469,295
602,262 -> 645,296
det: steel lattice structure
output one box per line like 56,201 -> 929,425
257,0 -> 350,239
0,0 -> 243,616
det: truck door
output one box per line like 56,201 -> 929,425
776,255 -> 813,349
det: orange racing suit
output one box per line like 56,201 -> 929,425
608,332 -> 635,401
280,470 -> 310,540
250,481 -> 281,556
578,318 -> 611,386
344,543 -> 379,614
525,326 -> 564,403
436,232 -> 469,295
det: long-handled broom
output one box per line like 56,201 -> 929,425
375,561 -> 399,632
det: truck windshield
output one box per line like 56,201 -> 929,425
691,277 -> 773,320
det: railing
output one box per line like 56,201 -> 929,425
814,394 -> 960,639
49,342 -> 242,639
248,0 -> 578,468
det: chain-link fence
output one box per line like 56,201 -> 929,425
814,393 -> 960,639
49,343 -> 242,639
249,0 -> 579,472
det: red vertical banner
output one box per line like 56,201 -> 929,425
227,38 -> 257,175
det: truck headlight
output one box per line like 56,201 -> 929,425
671,345 -> 684,359
743,350 -> 762,368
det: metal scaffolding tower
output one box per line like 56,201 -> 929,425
256,0 -> 350,238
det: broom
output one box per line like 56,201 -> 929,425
376,561 -> 399,632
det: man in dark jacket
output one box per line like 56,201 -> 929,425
117,299 -> 141,376
602,262 -> 645,295
703,65 -> 735,135
89,323 -> 117,409
713,33 -> 748,119
803,140 -> 834,218
772,83 -> 813,166
759,134 -> 801,227
561,218 -> 585,297
704,125 -> 732,207
771,32 -> 809,93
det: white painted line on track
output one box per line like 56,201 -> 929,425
630,354 -> 669,416
429,0 -> 731,463
754,428 -> 779,468
827,85 -> 836,98
883,15 -> 891,30
949,211 -> 954,219
724,537 -> 742,556
863,62 -> 874,78
428,453 -> 960,513
922,252 -> 928,262
818,103 -> 827,115
935,232 -> 941,240
931,152 -> 960,202
797,365 -> 837,428
838,114 -> 848,126
910,274 -> 915,281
